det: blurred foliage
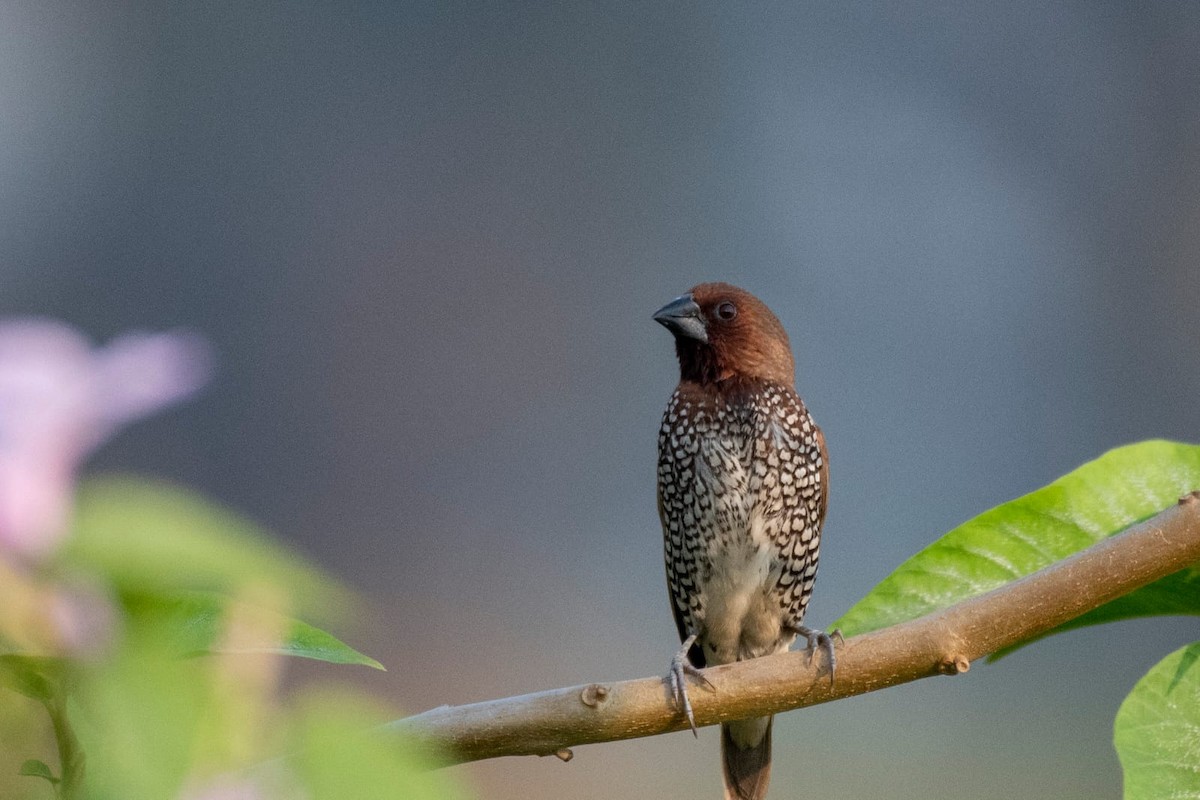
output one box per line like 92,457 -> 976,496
289,692 -> 468,800
73,627 -> 216,800
62,477 -> 350,623
1114,643 -> 1200,799
0,656 -> 65,703
0,477 -> 464,800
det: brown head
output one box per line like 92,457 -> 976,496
653,282 -> 795,386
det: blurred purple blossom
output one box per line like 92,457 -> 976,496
179,776 -> 275,800
0,319 -> 212,562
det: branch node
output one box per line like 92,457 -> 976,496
1179,490 -> 1200,505
580,684 -> 609,708
937,655 -> 970,675
552,748 -> 574,762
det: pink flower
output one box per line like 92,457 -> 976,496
0,319 -> 212,562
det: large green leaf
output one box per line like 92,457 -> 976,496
1115,642 -> 1200,799
63,477 -> 350,623
833,440 -> 1200,646
145,593 -> 384,670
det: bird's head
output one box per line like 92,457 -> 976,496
653,282 -> 795,386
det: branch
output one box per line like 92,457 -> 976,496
391,493 -> 1200,765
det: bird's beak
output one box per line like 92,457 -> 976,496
653,294 -> 708,343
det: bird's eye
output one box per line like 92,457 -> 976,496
716,301 -> 737,321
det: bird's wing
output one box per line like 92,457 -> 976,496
749,389 -> 827,628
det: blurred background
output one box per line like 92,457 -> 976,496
3,2 -> 1198,797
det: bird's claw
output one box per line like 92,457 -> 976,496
666,633 -> 714,736
790,625 -> 841,686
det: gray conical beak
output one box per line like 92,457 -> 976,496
653,294 -> 708,343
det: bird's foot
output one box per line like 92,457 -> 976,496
788,624 -> 842,686
666,633 -> 715,736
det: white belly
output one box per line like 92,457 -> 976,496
698,526 -> 793,665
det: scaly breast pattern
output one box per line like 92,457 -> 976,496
658,381 -> 825,665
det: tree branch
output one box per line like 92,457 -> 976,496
391,493 -> 1200,765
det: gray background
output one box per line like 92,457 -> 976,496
3,2 -> 1198,797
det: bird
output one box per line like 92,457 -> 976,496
652,282 -> 834,800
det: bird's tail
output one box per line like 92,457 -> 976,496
721,716 -> 772,800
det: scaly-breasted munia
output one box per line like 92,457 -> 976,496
653,282 -> 834,800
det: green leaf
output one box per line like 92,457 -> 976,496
18,759 -> 59,785
63,476 -> 350,623
142,593 -> 384,670
1115,642 -> 1200,799
272,618 -> 385,670
832,440 -> 1200,648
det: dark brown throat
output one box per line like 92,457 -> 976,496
675,338 -> 729,385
